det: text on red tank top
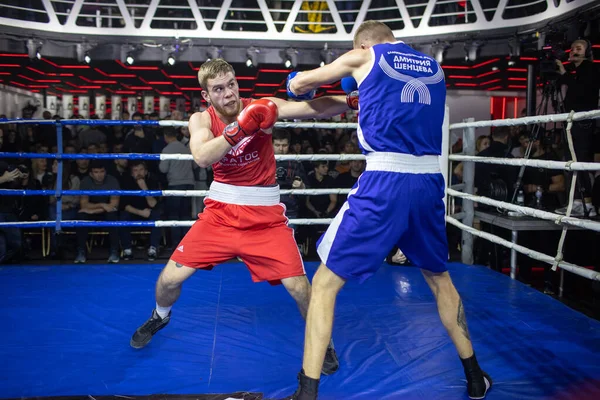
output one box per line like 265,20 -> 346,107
208,98 -> 276,186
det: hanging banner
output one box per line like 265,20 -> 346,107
111,96 -> 122,120
62,94 -> 73,119
159,96 -> 170,119
32,96 -> 43,119
143,96 -> 154,114
127,97 -> 138,115
78,96 -> 90,118
95,95 -> 106,119
46,95 -> 57,115
176,98 -> 186,113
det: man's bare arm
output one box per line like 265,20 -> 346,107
268,96 -> 350,120
188,111 -> 232,168
289,49 -> 370,95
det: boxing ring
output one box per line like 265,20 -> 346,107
1,115 -> 600,400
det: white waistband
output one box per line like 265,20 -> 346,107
365,152 -> 441,174
208,181 -> 280,206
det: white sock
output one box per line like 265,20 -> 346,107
155,303 -> 172,319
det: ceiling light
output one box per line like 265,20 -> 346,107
284,48 -> 297,68
26,39 -> 43,60
431,42 -> 449,64
207,46 -> 221,62
246,46 -> 259,68
464,41 -> 482,62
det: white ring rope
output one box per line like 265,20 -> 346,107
0,218 -> 333,228
447,189 -> 600,233
159,189 -> 352,197
448,155 -> 600,171
552,110 -> 579,270
159,154 -> 368,161
452,109 -> 600,283
446,216 -> 600,282
449,109 -> 600,130
3,111 -> 598,284
157,121 -> 359,129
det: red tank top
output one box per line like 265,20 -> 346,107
208,98 -> 276,186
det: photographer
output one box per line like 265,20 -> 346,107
0,162 -> 24,263
555,39 -> 599,217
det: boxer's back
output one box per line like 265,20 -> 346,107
357,42 -> 446,156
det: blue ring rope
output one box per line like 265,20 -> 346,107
0,152 -> 161,160
0,190 -> 164,196
0,221 -> 161,228
0,118 -> 162,126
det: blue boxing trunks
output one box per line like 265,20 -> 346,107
316,152 -> 448,283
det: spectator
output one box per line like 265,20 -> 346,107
159,127 -> 195,247
0,162 -> 23,263
123,117 -> 152,155
76,160 -> 120,264
74,149 -> 90,180
78,126 -> 106,150
518,137 -> 566,293
305,161 -> 337,218
30,158 -> 50,185
511,133 -> 528,158
120,161 -> 162,261
18,164 -> 46,223
474,127 -> 515,199
336,158 -> 365,205
273,129 -> 308,230
473,127 -> 516,271
111,157 -> 130,184
476,135 -> 490,153
521,138 -> 565,211
555,39 -> 599,217
47,160 -> 80,258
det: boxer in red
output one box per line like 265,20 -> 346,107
130,59 -> 357,376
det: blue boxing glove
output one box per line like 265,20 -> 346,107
340,76 -> 358,94
286,71 -> 316,101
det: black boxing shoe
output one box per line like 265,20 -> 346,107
461,354 -> 492,399
468,370 -> 492,399
280,370 -> 319,400
321,339 -> 339,375
130,309 -> 170,349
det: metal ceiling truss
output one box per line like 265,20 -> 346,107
0,0 -> 596,43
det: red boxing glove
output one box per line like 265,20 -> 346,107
222,99 -> 279,146
346,90 -> 359,110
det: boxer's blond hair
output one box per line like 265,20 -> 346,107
353,20 -> 395,48
197,59 -> 235,90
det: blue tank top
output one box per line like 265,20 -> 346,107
357,41 -> 446,156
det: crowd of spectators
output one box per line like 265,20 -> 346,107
0,106 -> 360,264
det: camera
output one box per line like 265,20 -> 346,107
539,44 -> 566,77
7,164 -> 29,174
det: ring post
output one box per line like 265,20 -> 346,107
55,120 -> 63,233
461,118 -> 475,265
441,105 -> 450,214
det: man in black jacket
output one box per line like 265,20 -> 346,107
555,39 -> 599,217
474,127 -> 515,200
474,127 -> 516,271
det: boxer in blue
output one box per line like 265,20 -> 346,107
282,20 -> 492,399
